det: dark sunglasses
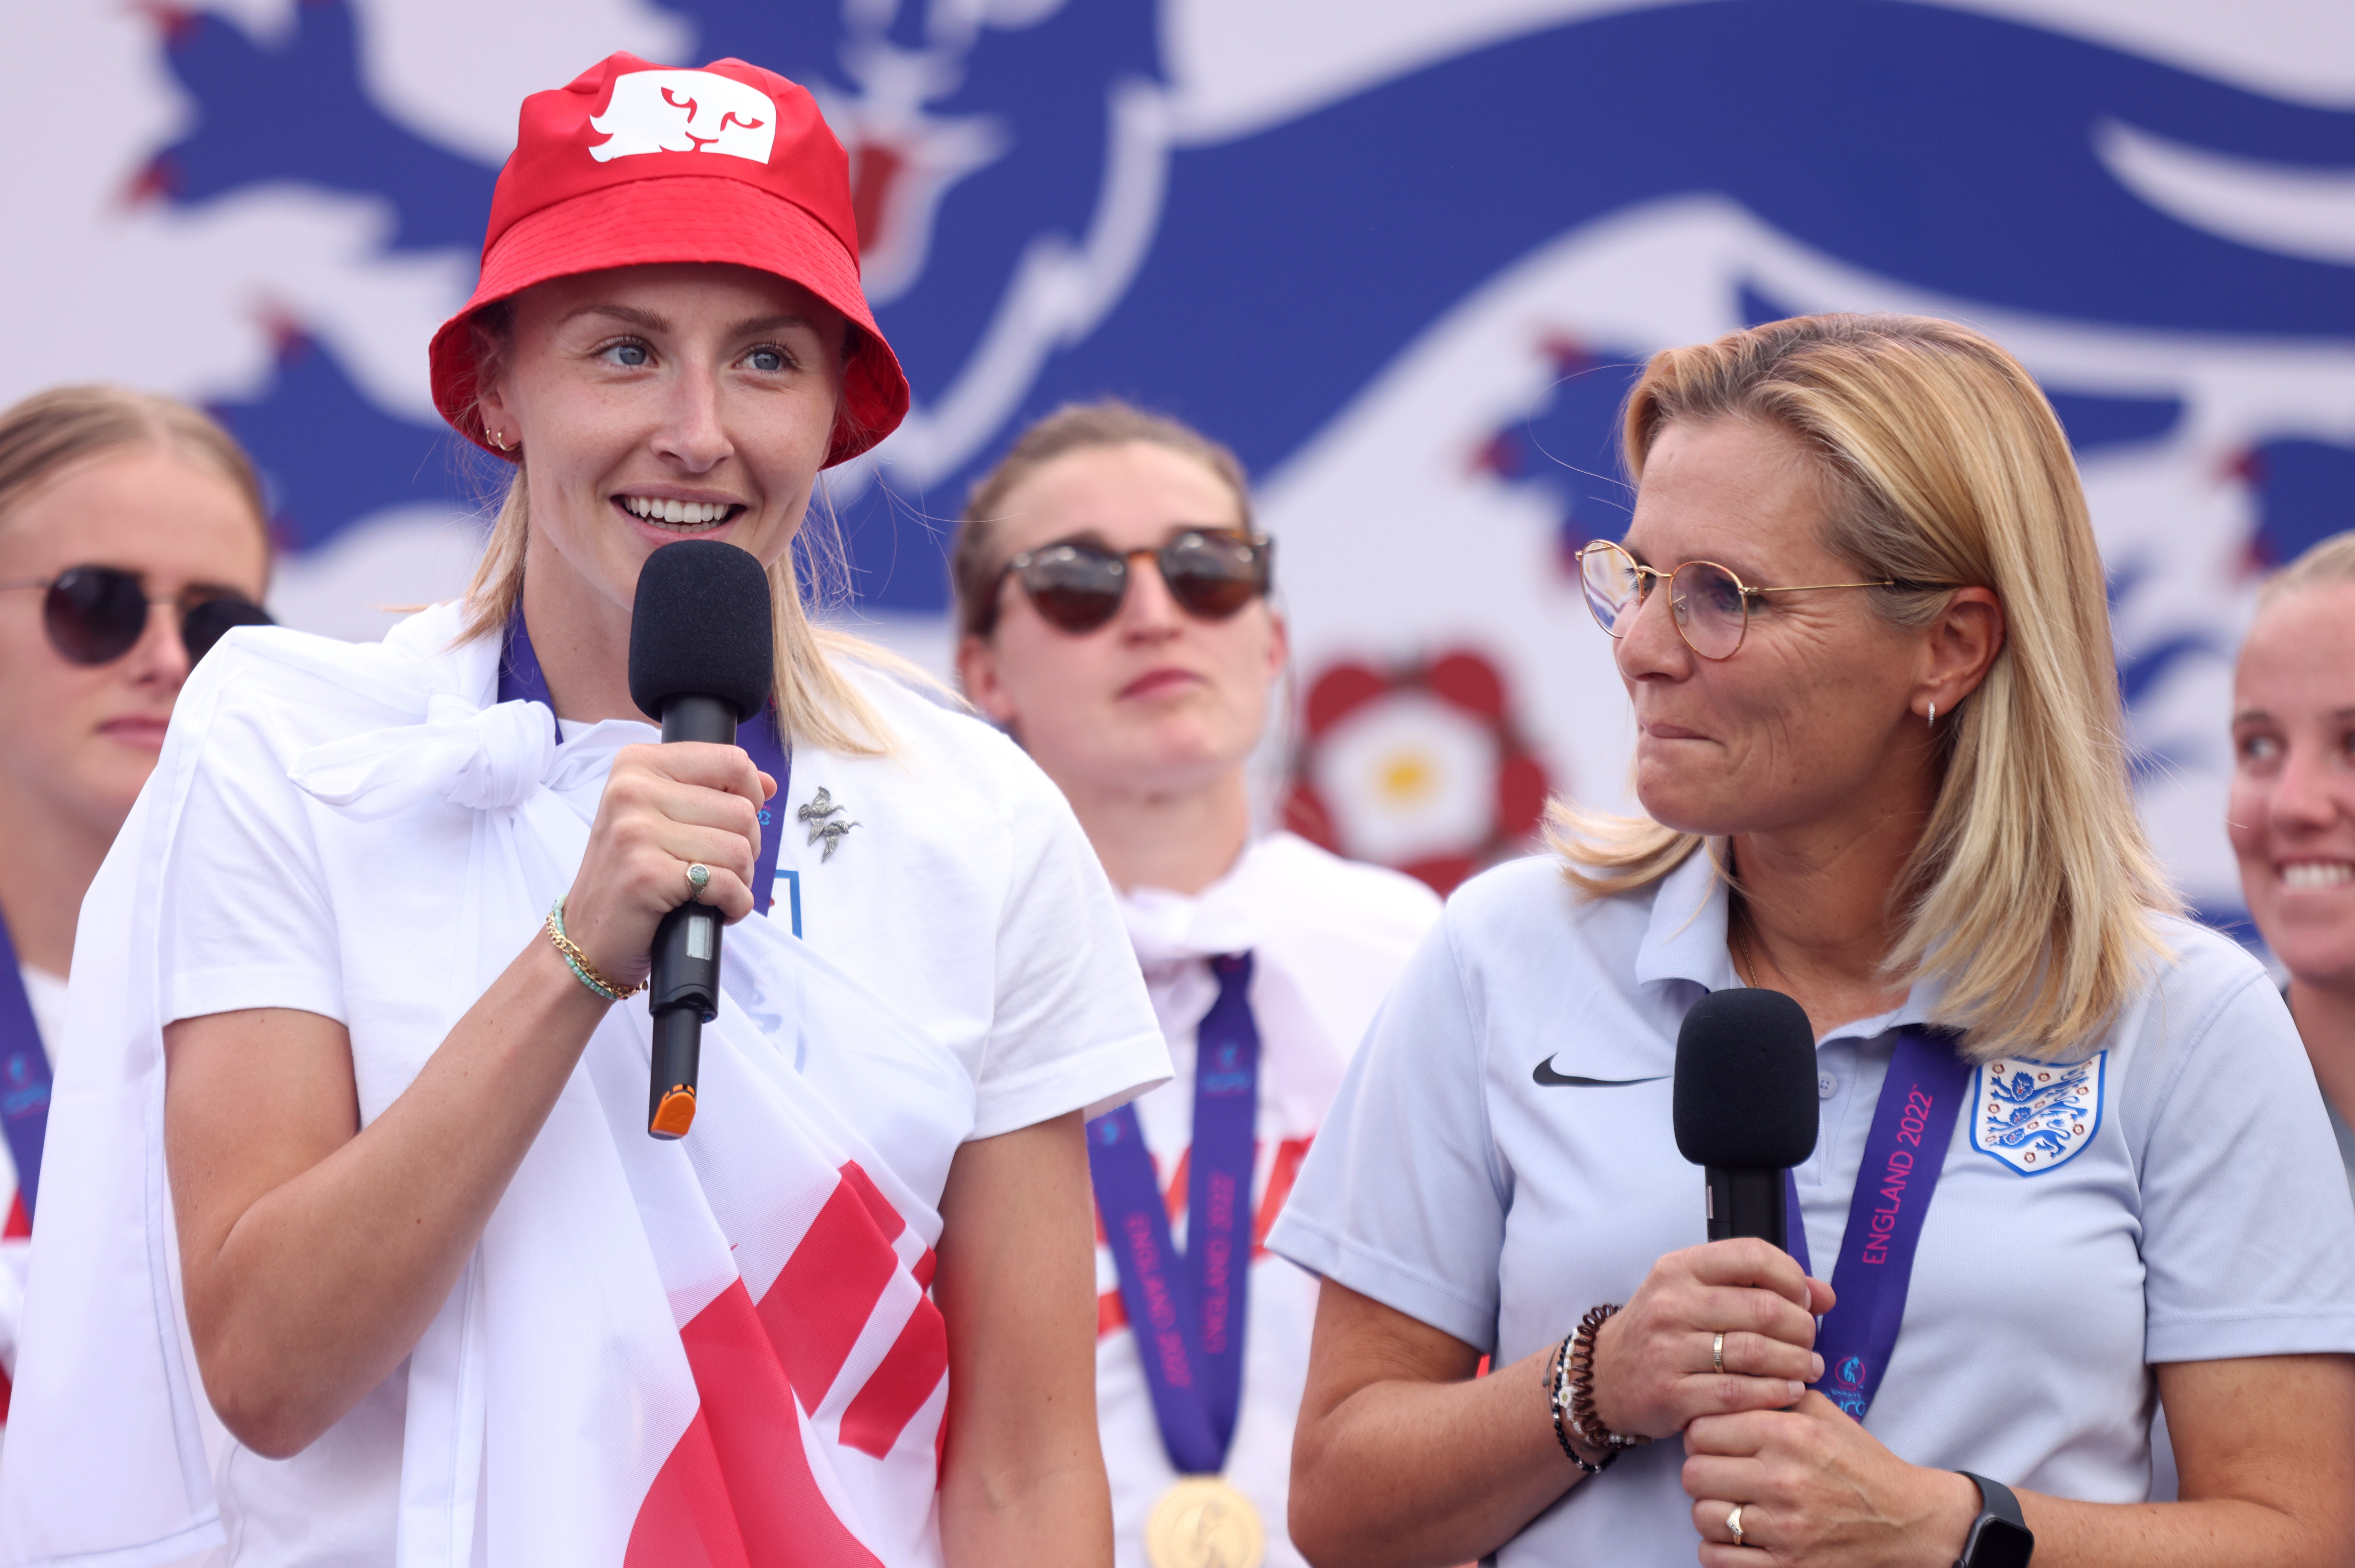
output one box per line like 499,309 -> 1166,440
985,528 -> 1273,636
0,565 -> 272,667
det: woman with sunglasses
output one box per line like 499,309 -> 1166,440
1270,314 -> 2355,1568
0,384 -> 269,1409
0,56 -> 1169,1565
954,399 -> 1441,1568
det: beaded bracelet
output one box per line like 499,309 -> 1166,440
1545,1332 -> 1610,1474
1558,1303 -> 1651,1470
546,896 -> 647,1002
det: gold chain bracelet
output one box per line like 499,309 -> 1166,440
547,896 -> 647,1001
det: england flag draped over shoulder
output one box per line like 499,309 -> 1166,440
0,606 -> 958,1568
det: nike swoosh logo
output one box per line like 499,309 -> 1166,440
1532,1060 -> 1671,1088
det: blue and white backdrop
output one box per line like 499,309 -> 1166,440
15,0 -> 2355,924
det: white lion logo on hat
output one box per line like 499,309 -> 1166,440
589,70 -> 776,165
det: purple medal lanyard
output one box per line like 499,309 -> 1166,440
1780,1027 -> 1971,1420
499,612 -> 790,917
0,915 -> 50,1224
1088,952 -> 1262,1474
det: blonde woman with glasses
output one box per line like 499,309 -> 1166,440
1269,314 -> 2355,1568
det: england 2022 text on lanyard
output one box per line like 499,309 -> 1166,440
1087,953 -> 1262,1475
1781,1028 -> 1970,1418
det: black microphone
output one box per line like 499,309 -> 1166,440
627,539 -> 775,1140
1673,988 -> 1819,1252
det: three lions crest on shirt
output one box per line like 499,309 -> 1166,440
1970,1054 -> 2105,1175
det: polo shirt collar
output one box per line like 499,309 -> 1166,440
1633,844 -> 1740,992
1630,840 -> 1945,1046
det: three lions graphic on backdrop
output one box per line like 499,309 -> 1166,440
114,0 -> 2355,914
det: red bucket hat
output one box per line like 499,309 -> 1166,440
428,52 -> 909,469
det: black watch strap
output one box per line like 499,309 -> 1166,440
1954,1472 -> 2034,1568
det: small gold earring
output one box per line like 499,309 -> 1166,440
488,428 -> 511,452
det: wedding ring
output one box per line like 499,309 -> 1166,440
1713,1331 -> 1725,1375
686,862 -> 711,901
1727,1504 -> 1744,1547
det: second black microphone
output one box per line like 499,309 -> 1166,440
1672,987 -> 1820,1252
628,539 -> 776,1140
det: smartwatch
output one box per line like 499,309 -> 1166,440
1954,1472 -> 2035,1568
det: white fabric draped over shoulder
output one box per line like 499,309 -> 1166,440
0,603 -> 1162,1568
289,689 -> 561,818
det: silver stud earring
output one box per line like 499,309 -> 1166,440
1927,701 -> 1938,727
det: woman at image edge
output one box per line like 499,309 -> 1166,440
0,388 -> 270,1415
2229,530 -> 2355,1186
952,401 -> 1441,1568
1269,314 -> 2355,1568
0,53 -> 1167,1565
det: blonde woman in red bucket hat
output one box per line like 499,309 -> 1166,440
0,54 -> 1168,1566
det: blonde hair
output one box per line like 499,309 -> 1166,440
952,398 -> 1253,637
1550,313 -> 2175,1062
2258,529 -> 2355,609
0,384 -> 269,564
455,313 -> 903,755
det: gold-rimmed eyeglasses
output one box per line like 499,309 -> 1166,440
1574,539 -> 1942,661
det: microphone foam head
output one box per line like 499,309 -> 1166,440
628,540 -> 776,723
1673,987 -> 1821,1169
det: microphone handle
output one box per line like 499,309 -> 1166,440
646,695 -> 739,1140
1703,1166 -> 1790,1252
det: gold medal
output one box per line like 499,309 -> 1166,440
1145,1476 -> 1265,1568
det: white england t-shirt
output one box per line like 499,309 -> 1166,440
1097,833 -> 1439,1568
146,625 -> 1171,1563
1269,849 -> 2355,1567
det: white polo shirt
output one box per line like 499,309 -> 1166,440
1096,833 -> 1440,1568
1268,849 -> 2355,1567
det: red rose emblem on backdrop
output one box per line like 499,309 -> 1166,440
1282,648 -> 1552,896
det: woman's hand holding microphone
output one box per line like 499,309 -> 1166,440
1572,1238 -> 1978,1564
1584,1238 -> 1833,1444
1682,1390 -> 1980,1567
555,742 -> 774,993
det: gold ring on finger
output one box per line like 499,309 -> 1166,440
686,862 -> 711,902
1726,1504 -> 1744,1548
1712,1331 -> 1725,1375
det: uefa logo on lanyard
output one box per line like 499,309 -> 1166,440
1822,1354 -> 1875,1419
1,1051 -> 48,1118
1969,1055 -> 2105,1175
